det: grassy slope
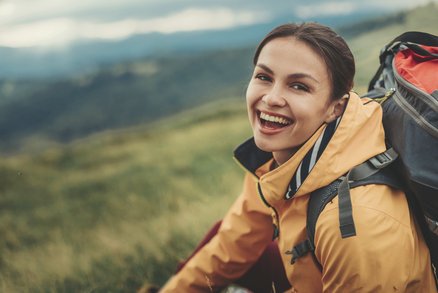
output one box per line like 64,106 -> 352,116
1,3 -> 438,292
0,100 -> 250,291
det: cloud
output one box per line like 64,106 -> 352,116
294,0 -> 437,19
0,7 -> 270,48
0,0 -> 157,24
295,2 -> 358,18
1,0 -> 436,48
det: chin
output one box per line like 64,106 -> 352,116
253,136 -> 276,153
253,134 -> 300,157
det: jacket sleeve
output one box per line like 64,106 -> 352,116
160,173 -> 274,292
315,185 -> 436,292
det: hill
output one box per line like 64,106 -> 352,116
0,100 -> 250,291
0,3 -> 437,155
0,48 -> 253,153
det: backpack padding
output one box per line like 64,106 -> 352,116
382,95 -> 438,204
403,184 -> 438,271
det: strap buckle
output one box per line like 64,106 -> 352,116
286,239 -> 315,264
368,148 -> 398,169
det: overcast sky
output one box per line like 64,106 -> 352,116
0,0 -> 435,48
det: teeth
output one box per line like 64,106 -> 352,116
260,112 -> 291,125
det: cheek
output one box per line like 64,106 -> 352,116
245,85 -> 256,123
291,102 -> 330,131
245,84 -> 259,110
300,95 -> 332,117
245,82 -> 255,101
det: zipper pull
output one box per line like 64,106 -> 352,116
375,88 -> 396,104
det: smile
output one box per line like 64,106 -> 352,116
258,110 -> 292,129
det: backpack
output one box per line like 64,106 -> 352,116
287,31 -> 438,283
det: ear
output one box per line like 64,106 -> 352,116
325,94 -> 349,123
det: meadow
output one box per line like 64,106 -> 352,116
1,3 -> 438,292
0,101 -> 250,292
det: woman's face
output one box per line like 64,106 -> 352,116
246,37 -> 338,165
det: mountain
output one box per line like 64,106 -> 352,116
0,47 -> 253,153
0,9 -> 385,80
0,3 -> 437,154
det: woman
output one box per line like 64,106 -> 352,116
160,23 -> 437,292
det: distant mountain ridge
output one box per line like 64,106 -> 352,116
0,10 -> 385,79
0,3 -> 437,154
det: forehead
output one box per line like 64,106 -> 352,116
257,37 -> 329,79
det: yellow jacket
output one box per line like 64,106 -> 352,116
161,93 -> 437,292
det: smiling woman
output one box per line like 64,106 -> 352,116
158,22 -> 437,293
247,36 -> 347,165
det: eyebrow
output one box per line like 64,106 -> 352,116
256,63 -> 320,83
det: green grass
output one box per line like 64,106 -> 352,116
0,100 -> 251,292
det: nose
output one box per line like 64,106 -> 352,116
262,86 -> 287,107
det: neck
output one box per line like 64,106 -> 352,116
272,148 -> 297,166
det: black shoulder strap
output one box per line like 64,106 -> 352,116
286,149 -> 402,267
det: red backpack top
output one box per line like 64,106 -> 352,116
394,44 -> 438,94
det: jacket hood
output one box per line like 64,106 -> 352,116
234,92 -> 386,204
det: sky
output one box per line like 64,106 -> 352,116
0,0 -> 436,49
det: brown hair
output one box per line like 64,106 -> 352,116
253,23 -> 355,100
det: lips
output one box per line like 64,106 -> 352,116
257,110 -> 292,130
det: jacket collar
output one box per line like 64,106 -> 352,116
233,137 -> 272,178
234,125 -> 327,202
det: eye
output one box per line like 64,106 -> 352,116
290,83 -> 309,92
255,73 -> 272,82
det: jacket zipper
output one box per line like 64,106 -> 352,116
233,156 -> 281,238
257,182 -> 280,239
